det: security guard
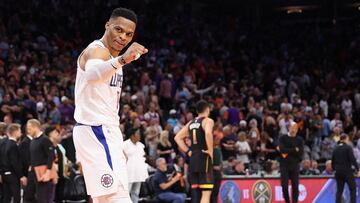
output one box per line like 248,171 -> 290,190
1,123 -> 27,203
332,134 -> 360,203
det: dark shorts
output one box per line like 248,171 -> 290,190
189,170 -> 214,190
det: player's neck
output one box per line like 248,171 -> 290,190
197,113 -> 207,118
100,37 -> 120,57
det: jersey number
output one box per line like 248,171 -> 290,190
192,129 -> 197,144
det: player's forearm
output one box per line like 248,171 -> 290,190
84,58 -> 123,83
205,132 -> 213,157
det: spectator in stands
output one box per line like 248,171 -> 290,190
123,129 -> 149,203
231,161 -> 247,176
171,156 -> 188,193
173,115 -> 186,135
153,158 -> 186,203
235,132 -> 251,164
248,119 -> 260,160
330,112 -> 343,132
321,160 -> 334,176
256,131 -> 277,161
311,114 -> 323,148
223,157 -> 237,175
300,160 -> 314,176
278,111 -> 294,136
263,160 -> 279,177
57,97 -> 74,125
310,160 -> 320,175
167,109 -> 178,129
220,125 -> 237,161
144,102 -> 160,122
157,130 -> 174,162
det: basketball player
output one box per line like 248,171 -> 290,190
72,8 -> 148,203
175,100 -> 214,203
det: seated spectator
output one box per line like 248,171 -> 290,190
310,160 -> 321,175
223,157 -> 237,175
263,160 -> 279,177
300,160 -> 314,175
231,161 -> 247,176
220,125 -> 237,161
153,158 -> 186,203
322,160 -> 334,176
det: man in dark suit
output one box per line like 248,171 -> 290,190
278,122 -> 304,203
332,134 -> 360,203
1,123 -> 27,203
0,122 -> 8,202
19,132 -> 35,203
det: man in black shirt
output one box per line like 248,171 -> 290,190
153,158 -> 186,203
278,122 -> 303,203
45,125 -> 65,202
332,134 -> 360,203
175,100 -> 214,203
27,119 -> 55,203
1,123 -> 27,203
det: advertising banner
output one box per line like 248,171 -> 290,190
219,177 -> 360,203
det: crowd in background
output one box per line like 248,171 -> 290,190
0,0 -> 360,201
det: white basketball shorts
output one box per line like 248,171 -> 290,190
73,123 -> 129,198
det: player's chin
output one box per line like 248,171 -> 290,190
112,43 -> 124,51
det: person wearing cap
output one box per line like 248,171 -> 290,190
277,122 -> 303,203
167,109 -> 178,128
332,134 -> 360,203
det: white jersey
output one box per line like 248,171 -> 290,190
74,40 -> 123,126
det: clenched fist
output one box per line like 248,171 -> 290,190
120,42 -> 148,64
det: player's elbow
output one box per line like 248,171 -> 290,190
174,134 -> 181,144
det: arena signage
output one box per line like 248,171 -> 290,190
219,177 -> 360,203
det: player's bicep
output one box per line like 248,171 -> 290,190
175,122 -> 191,140
83,47 -> 111,68
204,119 -> 214,136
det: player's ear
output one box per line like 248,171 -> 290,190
105,21 -> 110,30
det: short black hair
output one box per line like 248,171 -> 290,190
44,125 -> 57,137
340,133 -> 348,141
110,8 -> 137,24
196,100 -> 209,114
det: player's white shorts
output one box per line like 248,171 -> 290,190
73,123 -> 129,198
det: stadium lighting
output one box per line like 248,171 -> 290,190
287,8 -> 303,14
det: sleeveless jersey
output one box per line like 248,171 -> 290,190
74,40 -> 123,126
188,117 -> 212,173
